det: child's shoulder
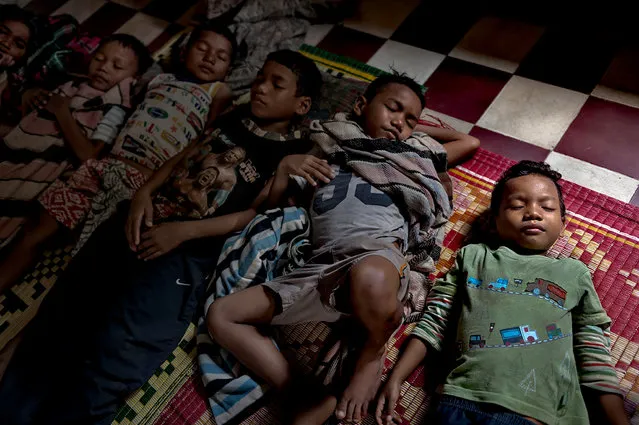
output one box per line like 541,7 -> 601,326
459,243 -> 590,276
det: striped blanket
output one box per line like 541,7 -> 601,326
0,78 -> 133,248
197,207 -> 311,425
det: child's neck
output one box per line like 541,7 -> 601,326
252,117 -> 292,135
503,241 -> 548,256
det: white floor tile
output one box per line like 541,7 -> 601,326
344,0 -> 419,39
54,0 -> 105,23
420,108 -> 474,134
591,85 -> 639,110
367,40 -> 445,84
477,76 -> 587,150
545,152 -> 639,203
304,24 -> 334,46
117,13 -> 169,46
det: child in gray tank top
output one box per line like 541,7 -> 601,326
207,73 -> 481,424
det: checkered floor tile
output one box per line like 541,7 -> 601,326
22,0 -> 639,205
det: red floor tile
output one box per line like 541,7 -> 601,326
79,2 -> 137,38
555,97 -> 639,180
25,0 -> 69,16
424,57 -> 510,123
143,0 -> 198,22
631,188 -> 639,208
317,25 -> 386,63
470,127 -> 549,162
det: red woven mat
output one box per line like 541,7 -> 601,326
137,149 -> 639,425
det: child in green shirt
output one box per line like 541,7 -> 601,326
376,161 -> 628,425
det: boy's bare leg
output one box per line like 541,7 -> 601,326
0,210 -> 60,293
335,255 -> 402,423
291,394 -> 337,425
207,285 -> 292,390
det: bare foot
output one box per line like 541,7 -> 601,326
335,342 -> 386,422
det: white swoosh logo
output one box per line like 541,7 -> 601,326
176,279 -> 190,286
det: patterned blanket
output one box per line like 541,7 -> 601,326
0,78 -> 134,248
197,207 -> 310,425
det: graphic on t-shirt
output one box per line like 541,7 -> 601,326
239,160 -> 260,183
500,325 -> 539,345
546,324 -> 563,340
513,278 -> 523,288
488,278 -> 508,291
519,369 -> 537,395
525,278 -> 567,307
467,277 -> 483,288
313,171 -> 395,215
148,107 -> 168,119
469,334 -> 486,349
169,146 -> 247,217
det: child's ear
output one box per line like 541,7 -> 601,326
353,95 -> 367,117
295,96 -> 312,116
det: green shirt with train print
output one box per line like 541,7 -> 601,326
413,243 -> 622,425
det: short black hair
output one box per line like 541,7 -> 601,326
187,20 -> 238,63
491,160 -> 566,219
0,5 -> 38,58
264,49 -> 323,101
98,34 -> 153,74
363,72 -> 426,109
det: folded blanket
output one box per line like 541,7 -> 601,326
310,113 -> 454,314
0,77 -> 133,248
197,207 -> 310,425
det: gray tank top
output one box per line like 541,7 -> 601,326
310,165 -> 408,249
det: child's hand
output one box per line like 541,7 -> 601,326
126,190 -> 154,250
22,88 -> 51,114
0,52 -> 14,68
45,94 -> 71,116
137,222 -> 186,261
278,154 -> 334,186
375,378 -> 402,425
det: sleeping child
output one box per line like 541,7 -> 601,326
0,49 -> 323,425
375,161 -> 627,425
0,33 -> 149,251
207,73 -> 480,424
0,21 -> 236,293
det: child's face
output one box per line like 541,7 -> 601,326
495,174 -> 565,252
0,20 -> 30,65
184,31 -> 232,83
353,83 -> 421,141
87,41 -> 139,91
250,60 -> 311,123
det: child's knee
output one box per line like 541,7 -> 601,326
206,299 -> 232,340
349,256 -> 400,314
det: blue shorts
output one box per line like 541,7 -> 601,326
432,395 -> 538,425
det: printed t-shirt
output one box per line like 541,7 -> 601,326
413,243 -> 621,425
110,73 -> 222,170
153,110 -> 311,221
309,164 -> 408,250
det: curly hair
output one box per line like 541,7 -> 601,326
490,160 -> 566,219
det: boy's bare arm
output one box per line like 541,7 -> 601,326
206,84 -> 233,125
598,393 -> 629,425
126,144 -> 198,249
135,207 -> 258,261
267,154 -> 334,209
417,125 -> 480,167
47,94 -> 104,162
376,337 -> 427,425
